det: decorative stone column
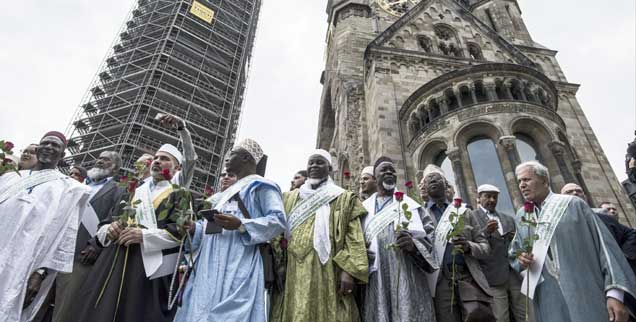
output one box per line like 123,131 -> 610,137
446,147 -> 470,201
484,82 -> 498,101
454,87 -> 463,108
468,83 -> 478,105
499,135 -> 523,203
439,96 -> 449,114
549,141 -> 577,185
499,136 -> 520,170
504,82 -> 513,100
571,159 -> 595,207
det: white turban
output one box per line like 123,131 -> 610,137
422,164 -> 446,179
310,149 -> 332,165
478,184 -> 500,194
236,138 -> 264,164
361,166 -> 374,177
158,144 -> 183,164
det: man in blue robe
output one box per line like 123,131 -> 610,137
512,161 -> 636,322
174,139 -> 287,322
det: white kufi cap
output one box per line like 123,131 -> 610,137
478,184 -> 500,194
361,166 -> 374,176
236,138 -> 264,164
158,144 -> 183,164
310,149 -> 332,165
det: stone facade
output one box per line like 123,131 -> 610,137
318,0 -> 635,224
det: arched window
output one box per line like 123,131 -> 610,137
495,79 -> 508,100
434,151 -> 456,189
459,85 -> 474,106
467,138 -> 515,214
510,79 -> 524,100
418,108 -> 430,124
435,25 -> 463,57
524,86 -> 537,103
445,89 -> 459,111
429,99 -> 441,119
474,81 -> 489,102
467,43 -> 483,60
515,134 -> 541,163
418,35 -> 433,53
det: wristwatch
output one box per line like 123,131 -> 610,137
238,224 -> 246,234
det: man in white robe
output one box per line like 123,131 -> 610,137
512,161 -> 636,322
0,131 -> 91,322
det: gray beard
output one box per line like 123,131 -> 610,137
307,178 -> 324,186
382,182 -> 396,191
87,167 -> 112,181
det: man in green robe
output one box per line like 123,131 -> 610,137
512,161 -> 636,322
270,149 -> 368,322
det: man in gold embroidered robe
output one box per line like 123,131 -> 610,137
270,149 -> 368,322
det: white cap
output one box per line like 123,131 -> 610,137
361,166 -> 374,177
236,138 -> 264,164
157,144 -> 183,164
310,149 -> 332,165
422,164 -> 446,179
478,184 -> 500,194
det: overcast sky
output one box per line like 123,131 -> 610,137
0,0 -> 633,190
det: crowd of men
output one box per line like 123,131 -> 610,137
1,113 -> 636,322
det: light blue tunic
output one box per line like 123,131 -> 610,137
174,179 -> 287,322
510,195 -> 636,322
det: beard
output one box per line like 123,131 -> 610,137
87,167 -> 112,181
307,178 -> 325,186
382,182 -> 396,191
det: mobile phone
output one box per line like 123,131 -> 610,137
199,209 -> 223,234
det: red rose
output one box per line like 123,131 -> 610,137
127,179 -> 139,193
4,141 -> 14,151
204,185 -> 214,197
394,191 -> 405,202
524,201 -> 535,214
453,198 -> 462,208
279,238 -> 288,250
405,181 -> 414,189
343,171 -> 351,179
161,168 -> 172,181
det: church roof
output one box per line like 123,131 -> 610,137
365,0 -> 536,67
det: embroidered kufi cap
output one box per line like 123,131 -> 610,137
41,131 -> 67,146
236,138 -> 264,164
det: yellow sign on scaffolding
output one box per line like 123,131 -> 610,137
190,1 -> 215,24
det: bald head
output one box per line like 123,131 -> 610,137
561,183 -> 586,202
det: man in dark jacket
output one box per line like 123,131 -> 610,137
52,151 -> 126,322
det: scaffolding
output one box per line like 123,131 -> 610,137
65,0 -> 262,192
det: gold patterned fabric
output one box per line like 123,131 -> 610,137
270,189 -> 368,322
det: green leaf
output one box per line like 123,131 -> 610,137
157,209 -> 170,221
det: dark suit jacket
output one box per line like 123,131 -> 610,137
473,207 -> 517,287
75,179 -> 125,257
595,211 -> 636,267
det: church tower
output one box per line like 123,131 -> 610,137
317,0 -> 635,222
